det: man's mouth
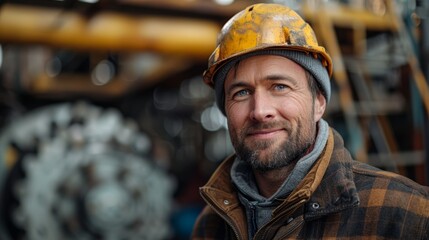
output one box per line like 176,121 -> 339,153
247,128 -> 284,140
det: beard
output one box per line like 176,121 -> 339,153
231,118 -> 316,172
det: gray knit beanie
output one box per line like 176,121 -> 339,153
214,49 -> 331,115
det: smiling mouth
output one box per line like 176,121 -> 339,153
247,129 -> 284,139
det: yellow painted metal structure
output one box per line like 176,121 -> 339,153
0,4 -> 220,60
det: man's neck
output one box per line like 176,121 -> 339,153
253,162 -> 297,198
253,140 -> 317,198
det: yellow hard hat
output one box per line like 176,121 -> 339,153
203,3 -> 332,87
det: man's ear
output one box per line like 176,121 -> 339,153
314,93 -> 326,121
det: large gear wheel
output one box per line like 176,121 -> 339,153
0,102 -> 174,240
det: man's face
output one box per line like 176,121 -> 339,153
224,55 -> 326,172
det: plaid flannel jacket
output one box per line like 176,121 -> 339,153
192,128 -> 429,239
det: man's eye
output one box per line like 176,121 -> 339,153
273,84 -> 289,91
234,89 -> 249,98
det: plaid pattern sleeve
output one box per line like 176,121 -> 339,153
351,161 -> 429,239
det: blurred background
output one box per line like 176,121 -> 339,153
0,0 -> 428,239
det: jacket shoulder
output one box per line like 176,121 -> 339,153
348,161 -> 429,238
352,160 -> 429,197
351,161 -> 429,227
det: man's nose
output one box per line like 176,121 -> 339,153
250,91 -> 275,122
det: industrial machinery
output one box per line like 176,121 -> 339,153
0,102 -> 174,240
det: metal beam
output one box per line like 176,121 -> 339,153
0,4 -> 220,60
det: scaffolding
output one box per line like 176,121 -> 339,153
302,0 -> 428,183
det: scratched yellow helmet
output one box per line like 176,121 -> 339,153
203,3 -> 333,114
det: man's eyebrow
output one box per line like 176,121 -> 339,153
264,74 -> 298,84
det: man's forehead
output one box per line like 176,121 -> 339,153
225,55 -> 306,81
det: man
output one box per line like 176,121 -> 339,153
192,3 -> 429,240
